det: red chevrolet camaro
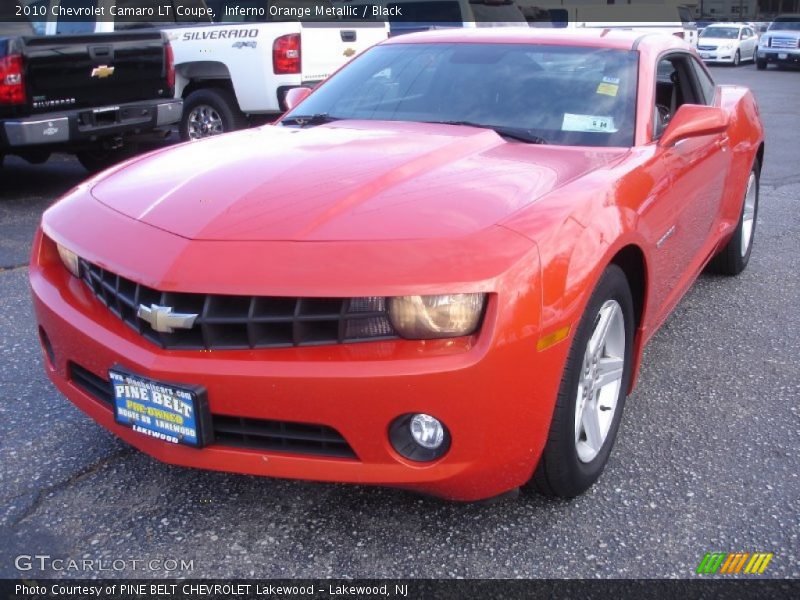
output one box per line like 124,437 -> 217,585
30,29 -> 764,501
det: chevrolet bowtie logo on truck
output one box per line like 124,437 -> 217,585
91,65 -> 115,79
343,48 -> 356,57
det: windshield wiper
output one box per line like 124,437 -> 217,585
280,113 -> 340,127
424,120 -> 548,144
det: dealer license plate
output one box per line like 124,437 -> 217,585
779,53 -> 788,60
110,369 -> 210,447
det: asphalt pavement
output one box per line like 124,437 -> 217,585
0,64 -> 798,579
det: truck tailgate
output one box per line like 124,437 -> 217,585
299,22 -> 387,83
23,32 -> 168,114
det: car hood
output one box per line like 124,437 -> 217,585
91,121 -> 626,242
764,31 -> 800,38
700,37 -> 739,44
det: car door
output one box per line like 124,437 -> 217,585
645,54 -> 733,318
744,28 -> 758,59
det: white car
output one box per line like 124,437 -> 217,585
697,23 -> 759,66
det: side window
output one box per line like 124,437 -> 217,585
653,53 -> 703,139
690,59 -> 716,105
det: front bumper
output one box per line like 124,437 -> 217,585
30,229 -> 563,501
698,49 -> 737,63
1,99 -> 182,149
757,50 -> 800,65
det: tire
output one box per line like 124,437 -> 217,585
527,265 -> 635,498
708,162 -> 759,276
180,88 -> 247,141
756,59 -> 767,70
732,50 -> 740,67
76,144 -> 138,173
18,149 -> 51,165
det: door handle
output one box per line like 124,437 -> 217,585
88,45 -> 114,61
716,136 -> 729,150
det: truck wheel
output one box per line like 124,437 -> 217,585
756,59 -> 767,70
76,144 -> 137,173
181,88 -> 247,141
18,149 -> 51,165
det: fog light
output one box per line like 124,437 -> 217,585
410,414 -> 444,449
389,413 -> 451,462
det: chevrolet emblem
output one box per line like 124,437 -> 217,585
343,48 -> 356,58
137,304 -> 198,334
91,65 -> 115,79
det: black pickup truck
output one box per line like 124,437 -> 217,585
0,4 -> 181,171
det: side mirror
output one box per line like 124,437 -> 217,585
284,87 -> 312,111
658,104 -> 729,148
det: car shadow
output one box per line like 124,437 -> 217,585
0,154 -> 89,200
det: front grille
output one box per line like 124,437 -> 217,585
68,363 -> 357,459
698,44 -> 717,51
78,259 -> 398,350
770,37 -> 799,49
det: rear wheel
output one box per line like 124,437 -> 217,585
709,163 -> 759,275
76,144 -> 138,173
180,88 -> 247,141
527,265 -> 634,498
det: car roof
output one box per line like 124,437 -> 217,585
381,27 -> 690,53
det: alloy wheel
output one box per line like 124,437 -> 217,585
187,104 -> 224,139
574,299 -> 626,463
740,171 -> 757,257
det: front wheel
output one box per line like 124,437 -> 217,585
732,50 -> 741,66
527,265 -> 634,498
708,164 -> 759,275
756,59 -> 767,70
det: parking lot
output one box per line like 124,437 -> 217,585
0,64 -> 798,579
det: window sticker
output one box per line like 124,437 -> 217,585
597,76 -> 620,97
596,82 -> 619,96
562,113 -> 618,133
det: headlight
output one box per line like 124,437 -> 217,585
388,293 -> 485,339
56,243 -> 80,277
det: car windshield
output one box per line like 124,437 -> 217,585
280,43 -> 639,147
768,18 -> 800,31
701,27 -> 739,39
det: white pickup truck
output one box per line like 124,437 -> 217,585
168,18 -> 387,139
41,0 -> 388,140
